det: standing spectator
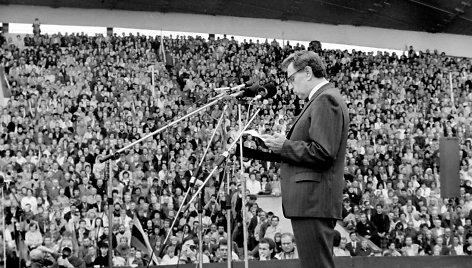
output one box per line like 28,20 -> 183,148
25,222 -> 43,249
246,173 -> 262,195
264,216 -> 282,240
371,204 -> 390,249
356,213 -> 379,246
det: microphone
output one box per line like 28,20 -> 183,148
228,81 -> 277,100
189,165 -> 202,187
214,81 -> 254,93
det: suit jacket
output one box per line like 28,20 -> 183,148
346,241 -> 359,256
241,83 -> 348,219
280,83 -> 349,218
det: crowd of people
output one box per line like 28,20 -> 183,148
0,25 -> 472,267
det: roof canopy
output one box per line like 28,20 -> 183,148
4,0 -> 472,36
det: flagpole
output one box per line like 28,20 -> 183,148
151,65 -> 155,98
449,72 -> 455,108
107,160 -> 113,268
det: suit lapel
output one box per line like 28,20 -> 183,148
287,83 -> 334,138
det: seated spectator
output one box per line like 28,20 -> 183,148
275,233 -> 299,259
332,231 -> 350,257
383,242 -> 402,257
253,237 -> 274,261
214,239 -> 239,262
401,236 -> 421,256
355,240 -> 374,257
346,232 -> 359,256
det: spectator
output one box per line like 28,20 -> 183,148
257,237 -> 276,261
371,204 -> 390,249
93,243 -> 110,267
332,231 -> 350,257
264,215 -> 282,240
401,236 -> 421,256
215,239 -> 239,262
29,246 -> 56,268
356,213 -> 379,246
246,172 -> 262,195
346,232 -> 359,256
383,242 -> 402,257
2,30 -> 472,264
25,222 -> 43,249
275,232 -> 299,259
355,240 -> 374,257
160,245 -> 179,265
450,236 -> 465,255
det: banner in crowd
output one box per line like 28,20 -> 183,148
0,66 -> 11,107
131,216 -> 160,265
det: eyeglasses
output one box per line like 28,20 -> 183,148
286,66 -> 306,84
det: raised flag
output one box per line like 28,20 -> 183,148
130,216 -> 160,265
0,67 -> 11,107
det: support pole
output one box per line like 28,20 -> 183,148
238,104 -> 249,268
108,162 -> 114,267
1,186 -> 5,268
226,169 -> 232,268
198,192 -> 203,268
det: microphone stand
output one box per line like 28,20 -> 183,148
100,97 -> 224,163
182,106 -> 261,268
225,164 -> 233,268
238,104 -> 249,268
185,107 -> 260,212
98,96 -> 224,268
145,105 -> 228,266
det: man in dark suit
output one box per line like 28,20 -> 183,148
259,50 -> 349,268
345,232 -> 360,256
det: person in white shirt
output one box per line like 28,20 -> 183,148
246,173 -> 262,195
451,236 -> 465,255
21,188 -> 38,214
401,236 -> 420,256
333,237 -> 351,257
264,216 -> 283,240
160,245 -> 179,265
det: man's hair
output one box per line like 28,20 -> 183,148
281,50 -> 327,78
219,238 -> 228,248
280,232 -> 295,243
259,237 -> 276,251
333,230 -> 341,247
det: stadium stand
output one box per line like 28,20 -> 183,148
1,29 -> 472,267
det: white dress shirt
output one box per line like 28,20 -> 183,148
308,79 -> 330,100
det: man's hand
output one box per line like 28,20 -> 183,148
260,133 -> 286,153
57,257 -> 74,268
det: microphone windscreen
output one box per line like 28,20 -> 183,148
260,81 -> 277,99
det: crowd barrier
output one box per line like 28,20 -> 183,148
110,256 -> 472,268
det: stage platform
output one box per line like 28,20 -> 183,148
154,256 -> 472,268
